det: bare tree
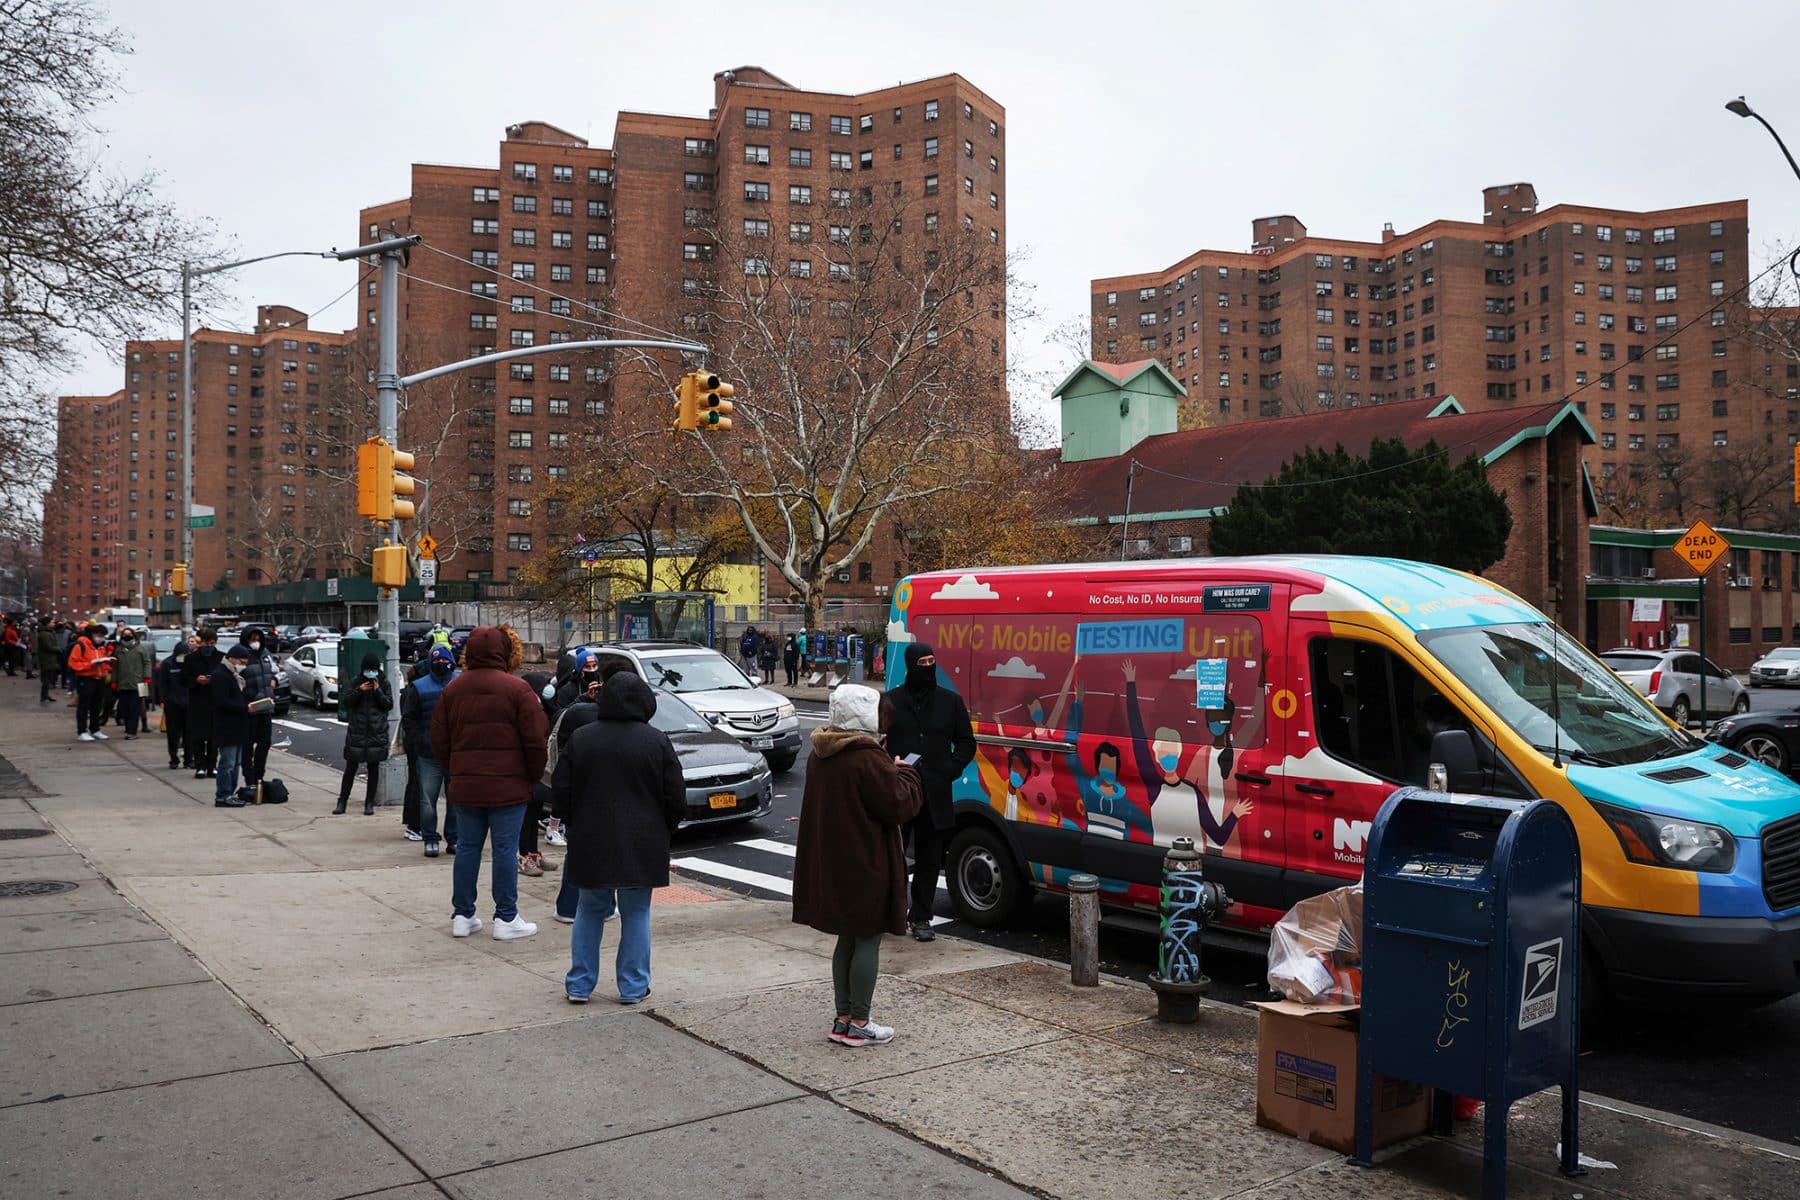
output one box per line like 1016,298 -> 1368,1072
615,185 -> 1019,627
1705,437 -> 1795,532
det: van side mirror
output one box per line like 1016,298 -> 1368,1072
1429,729 -> 1482,792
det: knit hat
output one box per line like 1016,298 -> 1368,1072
829,684 -> 881,734
429,646 -> 455,666
224,645 -> 252,660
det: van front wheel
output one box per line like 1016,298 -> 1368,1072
945,825 -> 1026,927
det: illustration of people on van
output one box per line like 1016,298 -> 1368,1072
1005,659 -> 1085,829
1122,659 -> 1253,851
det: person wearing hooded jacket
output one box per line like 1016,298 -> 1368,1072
551,669 -> 684,1004
880,642 -> 976,941
235,628 -> 279,787
213,644 -> 257,807
182,628 -> 223,777
793,684 -> 922,1046
430,626 -> 547,941
401,645 -> 459,854
336,652 -> 392,816
67,623 -> 113,741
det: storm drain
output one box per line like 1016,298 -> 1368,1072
0,880 -> 78,899
0,828 -> 51,840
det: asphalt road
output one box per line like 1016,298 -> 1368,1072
263,678 -> 1800,1147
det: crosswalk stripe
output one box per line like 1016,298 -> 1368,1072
272,718 -> 319,732
734,837 -> 796,857
672,857 -> 794,895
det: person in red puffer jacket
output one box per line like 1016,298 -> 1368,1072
430,626 -> 547,943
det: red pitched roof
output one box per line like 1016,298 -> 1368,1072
1055,397 -> 1588,518
1088,359 -> 1158,383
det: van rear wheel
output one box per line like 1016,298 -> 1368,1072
945,825 -> 1026,927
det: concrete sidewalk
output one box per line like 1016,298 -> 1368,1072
1,685 -> 1795,1198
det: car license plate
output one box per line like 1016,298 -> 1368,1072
750,735 -> 774,750
708,792 -> 737,810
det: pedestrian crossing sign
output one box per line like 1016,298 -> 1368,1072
416,533 -> 438,559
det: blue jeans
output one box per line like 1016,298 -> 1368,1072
450,802 -> 525,922
415,757 -> 450,847
566,886 -> 653,1002
214,743 -> 243,802
555,870 -> 579,920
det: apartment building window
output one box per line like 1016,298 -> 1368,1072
548,164 -> 571,182
509,261 -> 535,280
1572,281 -> 1586,295
786,221 -> 813,243
784,147 -> 812,169
1315,308 -> 1334,324
507,430 -> 533,450
509,295 -> 535,313
472,250 -> 498,267
1628,433 -> 1644,450
829,115 -> 851,135
683,172 -> 712,191
789,111 -> 812,132
742,218 -> 770,238
550,231 -> 572,248
923,137 -> 939,159
1601,432 -> 1616,449
1628,403 -> 1644,420
1713,310 -> 1727,327
744,107 -> 770,128
1710,220 -> 1725,236
1656,374 -> 1680,391
511,229 -> 536,246
1627,374 -> 1644,391
472,186 -> 499,203
858,149 -> 873,169
550,264 -> 571,283
1711,280 -> 1727,298
1625,257 -> 1643,274
682,242 -> 712,261
1653,255 -> 1677,272
508,396 -> 534,416
512,195 -> 537,213
743,256 -> 769,276
684,138 -> 714,156
588,168 -> 611,185
1655,285 -> 1678,302
551,198 -> 575,217
472,218 -> 499,235
1653,226 -> 1676,243
585,233 -> 607,252
506,499 -> 532,518
1597,254 -> 1613,271
1596,224 -> 1612,241
858,113 -> 873,132
829,151 -> 852,171
548,298 -> 570,316
513,162 -> 537,181
1656,403 -> 1681,421
509,330 -> 533,347
1655,344 -> 1679,361
742,144 -> 769,166
469,313 -> 497,330
505,533 -> 531,552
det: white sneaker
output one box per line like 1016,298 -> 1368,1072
850,1018 -> 895,1045
92,730 -> 108,740
545,821 -> 567,847
452,914 -> 484,938
493,915 -> 538,941
78,732 -> 94,742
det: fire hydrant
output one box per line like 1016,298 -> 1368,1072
1147,836 -> 1229,1023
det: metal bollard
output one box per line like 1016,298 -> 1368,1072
1068,872 -> 1100,987
1147,836 -> 1229,1023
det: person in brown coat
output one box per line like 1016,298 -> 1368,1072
792,683 -> 922,1047
430,626 -> 548,942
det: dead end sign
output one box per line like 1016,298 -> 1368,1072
1674,519 -> 1728,577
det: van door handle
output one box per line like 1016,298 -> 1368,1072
1295,783 -> 1335,797
1233,771 -> 1272,786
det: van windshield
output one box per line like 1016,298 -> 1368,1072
1419,622 -> 1694,766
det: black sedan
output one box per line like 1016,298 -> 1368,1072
1706,705 -> 1800,774
648,693 -> 775,828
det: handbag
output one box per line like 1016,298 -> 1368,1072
158,710 -> 168,733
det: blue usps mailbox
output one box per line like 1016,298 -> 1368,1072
1353,788 -> 1582,1200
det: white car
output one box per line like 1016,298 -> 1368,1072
284,641 -> 341,708
1599,647 -> 1748,724
593,642 -> 802,772
1750,647 -> 1800,688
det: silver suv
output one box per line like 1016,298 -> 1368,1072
594,642 -> 801,772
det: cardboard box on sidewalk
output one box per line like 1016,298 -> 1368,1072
1252,1000 -> 1429,1155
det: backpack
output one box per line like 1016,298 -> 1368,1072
542,706 -> 572,787
261,778 -> 289,805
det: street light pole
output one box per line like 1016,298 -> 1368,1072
1726,97 -> 1800,185
179,248 -> 333,631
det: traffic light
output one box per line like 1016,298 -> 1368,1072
356,436 -> 417,521
371,542 -> 408,588
694,370 -> 734,431
169,564 -> 189,596
674,373 -> 700,432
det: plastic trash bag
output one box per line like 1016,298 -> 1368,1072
1267,883 -> 1364,1004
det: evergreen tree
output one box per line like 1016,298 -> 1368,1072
1206,438 -> 1512,574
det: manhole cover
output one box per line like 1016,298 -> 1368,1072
0,828 -> 51,840
0,880 -> 78,899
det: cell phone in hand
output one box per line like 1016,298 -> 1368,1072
900,752 -> 922,767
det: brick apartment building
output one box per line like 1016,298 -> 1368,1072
357,66 -> 1007,596
1089,183 -> 1800,527
46,307 -> 355,614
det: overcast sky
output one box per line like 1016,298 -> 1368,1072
59,0 -> 1800,412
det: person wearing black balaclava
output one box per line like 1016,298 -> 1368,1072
879,642 -> 975,941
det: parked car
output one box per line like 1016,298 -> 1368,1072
146,628 -> 187,659
241,622 -> 295,656
396,620 -> 434,662
284,641 -> 341,708
1707,704 -> 1800,774
272,665 -> 293,716
1598,647 -> 1749,724
591,642 -> 800,772
1750,647 -> 1800,688
647,692 -> 775,828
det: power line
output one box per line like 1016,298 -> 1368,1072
189,264 -> 378,336
416,242 -> 684,344
394,268 -> 686,343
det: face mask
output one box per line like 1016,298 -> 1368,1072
431,663 -> 451,678
1009,770 -> 1025,790
248,640 -> 261,650
1157,753 -> 1179,773
225,660 -> 245,674
905,662 -> 936,691
1097,767 -> 1117,785
363,670 -> 379,680
1207,719 -> 1230,738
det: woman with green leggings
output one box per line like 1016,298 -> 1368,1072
792,683 -> 922,1047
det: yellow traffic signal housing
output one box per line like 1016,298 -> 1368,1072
169,564 -> 189,596
674,373 -> 700,431
357,436 -> 418,521
697,371 -> 735,431
371,542 -> 408,588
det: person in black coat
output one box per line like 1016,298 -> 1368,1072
212,644 -> 256,807
880,641 -> 976,941
782,635 -> 801,686
550,670 -> 684,1005
183,629 -> 223,778
336,652 -> 392,815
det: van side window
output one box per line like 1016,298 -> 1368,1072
1309,638 -> 1472,787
